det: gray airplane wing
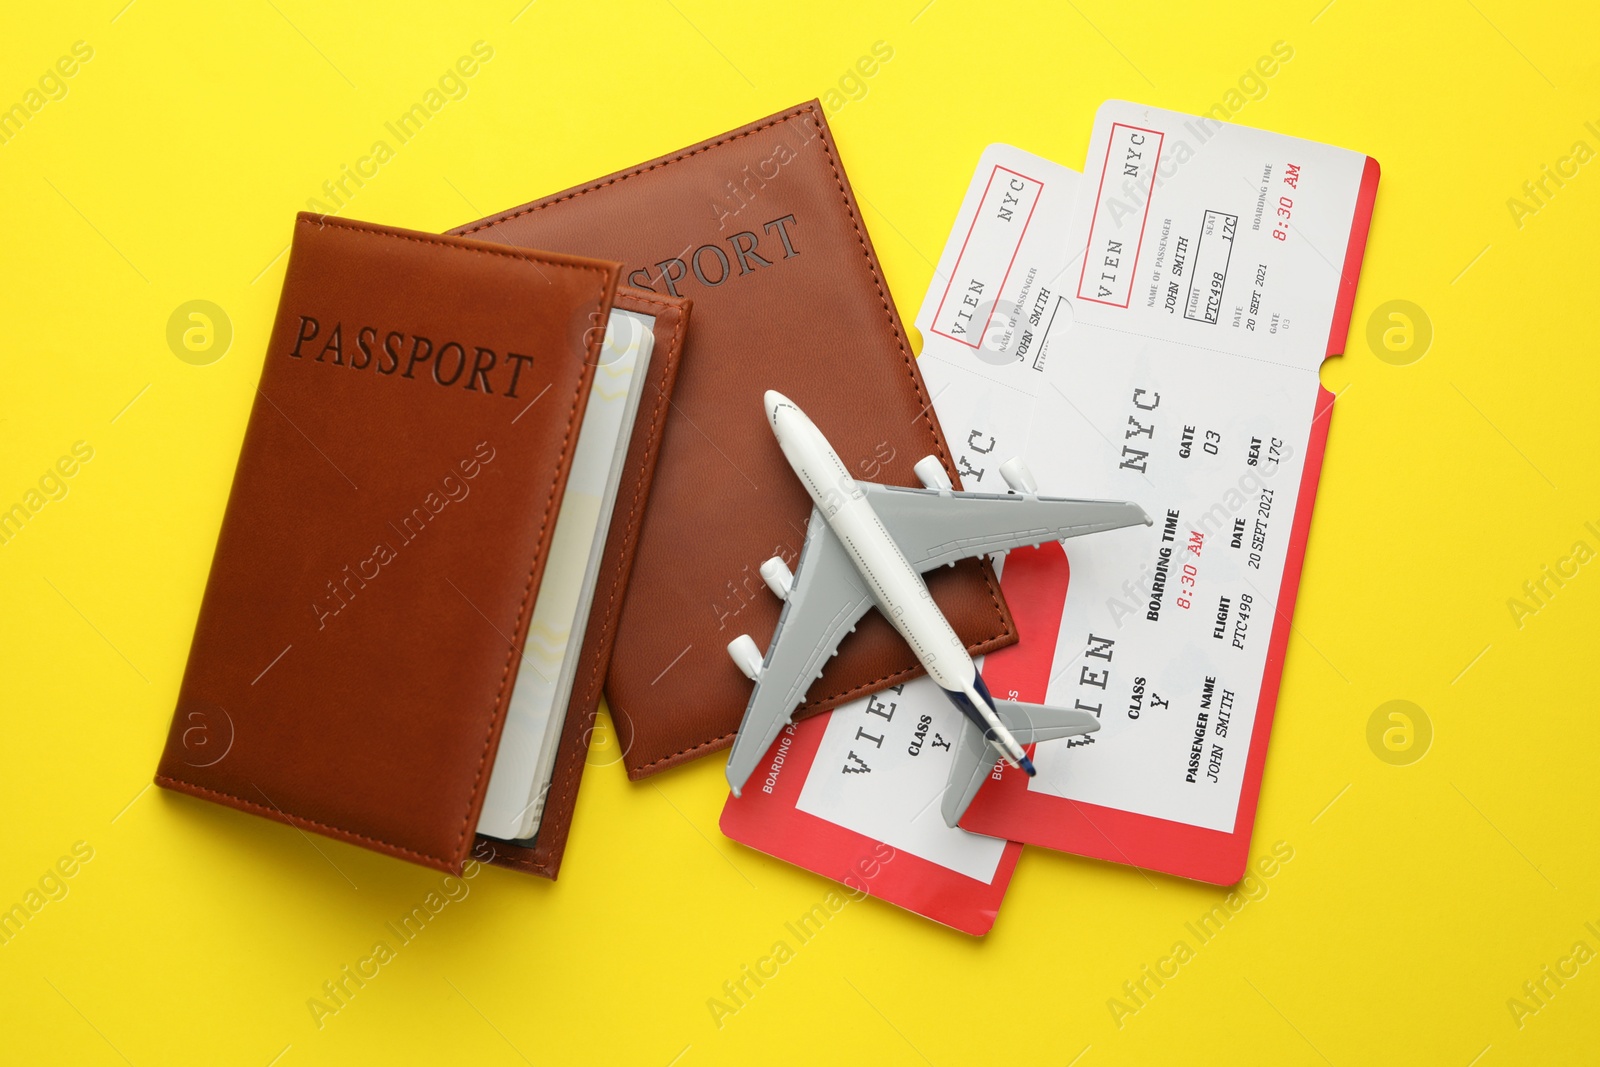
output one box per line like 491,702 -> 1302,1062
725,507 -> 875,796
860,482 -> 1151,573
941,701 -> 1102,827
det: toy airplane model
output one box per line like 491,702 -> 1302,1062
725,391 -> 1152,827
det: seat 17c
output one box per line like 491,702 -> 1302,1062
725,391 -> 1152,825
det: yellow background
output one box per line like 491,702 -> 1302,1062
3,1 -> 1597,1063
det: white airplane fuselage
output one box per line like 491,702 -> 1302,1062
766,392 -> 978,695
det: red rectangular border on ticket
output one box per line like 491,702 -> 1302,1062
1076,123 -> 1164,309
930,165 -> 1044,348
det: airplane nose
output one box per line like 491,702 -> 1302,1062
764,390 -> 792,429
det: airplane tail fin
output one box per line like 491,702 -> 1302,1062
991,700 -> 1101,744
941,701 -> 1100,828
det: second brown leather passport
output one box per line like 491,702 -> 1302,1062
453,101 -> 1016,778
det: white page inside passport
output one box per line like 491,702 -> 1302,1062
477,309 -> 655,842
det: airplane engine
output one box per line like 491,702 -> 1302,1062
759,556 -> 794,599
999,457 -> 1039,496
727,634 -> 764,680
913,455 -> 953,491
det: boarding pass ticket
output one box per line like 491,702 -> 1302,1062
722,101 -> 1377,894
916,102 -> 1376,873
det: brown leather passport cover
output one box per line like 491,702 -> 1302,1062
155,212 -> 663,876
452,101 -> 1016,779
